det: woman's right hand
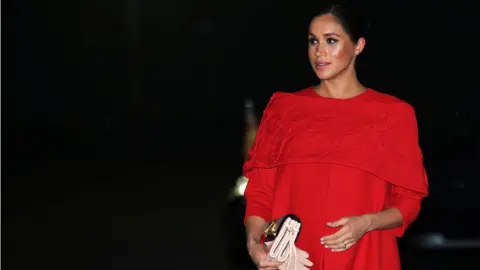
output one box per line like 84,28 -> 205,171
247,242 -> 282,270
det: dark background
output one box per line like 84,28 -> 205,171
3,0 -> 479,269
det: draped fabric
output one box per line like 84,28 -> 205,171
244,87 -> 428,270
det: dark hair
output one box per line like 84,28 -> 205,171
313,3 -> 370,43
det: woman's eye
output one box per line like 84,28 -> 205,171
326,38 -> 338,44
308,38 -> 317,45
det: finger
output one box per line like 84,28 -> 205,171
258,259 -> 282,269
325,239 -> 351,250
321,226 -> 349,242
331,241 -> 356,252
279,261 -> 311,270
259,264 -> 281,269
285,263 -> 310,270
326,217 -> 349,228
322,232 -> 351,247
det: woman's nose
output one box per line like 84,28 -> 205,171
315,45 -> 327,57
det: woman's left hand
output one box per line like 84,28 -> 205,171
320,215 -> 372,252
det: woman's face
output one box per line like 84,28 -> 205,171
308,14 -> 365,80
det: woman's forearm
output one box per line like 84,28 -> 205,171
364,207 -> 403,232
245,216 -> 269,247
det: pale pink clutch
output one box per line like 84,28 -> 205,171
263,215 -> 313,270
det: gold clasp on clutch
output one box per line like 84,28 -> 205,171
263,220 -> 278,237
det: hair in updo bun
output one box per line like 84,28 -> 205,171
312,2 -> 371,43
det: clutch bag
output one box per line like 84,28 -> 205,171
263,214 -> 302,263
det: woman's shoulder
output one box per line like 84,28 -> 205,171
293,86 -> 317,97
268,86 -> 313,98
266,87 -> 415,117
368,89 -> 416,118
368,89 -> 409,105
268,86 -> 317,103
264,87 -> 314,108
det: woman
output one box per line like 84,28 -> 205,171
243,4 -> 428,270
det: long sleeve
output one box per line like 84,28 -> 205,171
387,185 -> 423,237
243,167 -> 277,223
243,93 -> 281,224
377,101 -> 429,195
380,102 -> 428,237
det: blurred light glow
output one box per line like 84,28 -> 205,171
233,176 -> 248,197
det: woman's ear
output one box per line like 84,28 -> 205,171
354,37 -> 366,55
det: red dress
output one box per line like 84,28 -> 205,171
244,87 -> 429,270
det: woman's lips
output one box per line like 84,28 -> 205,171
315,61 -> 331,69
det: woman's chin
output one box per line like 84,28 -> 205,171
315,71 -> 332,80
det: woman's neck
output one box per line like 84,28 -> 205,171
316,69 -> 366,99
